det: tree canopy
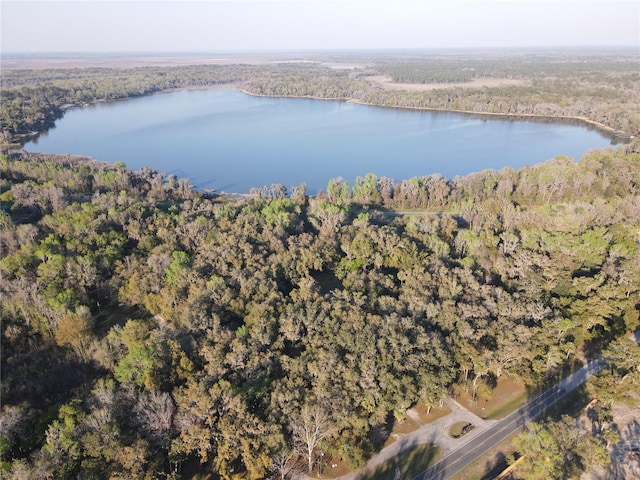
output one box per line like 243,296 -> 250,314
1,140 -> 639,478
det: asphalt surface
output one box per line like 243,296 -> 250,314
412,359 -> 606,480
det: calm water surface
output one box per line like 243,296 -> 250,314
25,89 -> 614,193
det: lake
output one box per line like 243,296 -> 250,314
25,88 -> 615,193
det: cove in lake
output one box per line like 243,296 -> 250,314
25,89 -> 615,193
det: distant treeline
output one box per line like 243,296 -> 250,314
2,50 -> 639,144
0,65 -> 253,140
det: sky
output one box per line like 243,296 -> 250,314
1,0 -> 638,53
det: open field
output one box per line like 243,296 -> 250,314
0,52 -> 311,69
368,75 -> 527,91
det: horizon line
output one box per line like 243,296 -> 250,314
3,45 -> 639,55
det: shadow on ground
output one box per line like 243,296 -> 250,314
360,442 -> 439,480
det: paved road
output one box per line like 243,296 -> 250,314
412,359 -> 606,480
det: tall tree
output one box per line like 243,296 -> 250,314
290,404 -> 333,473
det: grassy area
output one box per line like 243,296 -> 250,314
413,403 -> 452,423
322,403 -> 451,479
325,381 -> 534,480
361,443 -> 441,480
447,435 -> 519,480
456,377 -> 528,420
316,452 -> 353,479
485,390 -> 529,420
449,421 -> 474,438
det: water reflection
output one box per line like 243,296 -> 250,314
24,89 -> 617,193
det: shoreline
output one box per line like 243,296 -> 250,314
235,87 -> 347,103
349,99 -> 627,138
235,87 -> 630,140
4,84 -> 632,151
6,85 -> 631,182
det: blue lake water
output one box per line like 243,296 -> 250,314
25,88 -> 615,193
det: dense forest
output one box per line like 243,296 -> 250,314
2,49 -> 639,146
1,50 -> 640,479
1,139 -> 639,478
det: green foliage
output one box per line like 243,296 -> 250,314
587,338 -> 640,407
114,345 -> 157,388
352,173 -> 382,206
309,198 -> 349,231
514,415 -> 612,480
513,422 -> 566,480
1,138 -> 639,479
42,400 -> 86,479
337,257 -> 367,276
164,250 -> 191,286
261,198 -> 300,229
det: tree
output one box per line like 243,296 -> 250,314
134,390 -> 175,446
513,422 -> 564,480
164,250 -> 191,287
309,199 -> 348,232
271,448 -> 304,480
514,415 -> 611,480
352,173 -> 381,206
41,400 -> 86,479
54,305 -> 95,361
290,404 -> 333,473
